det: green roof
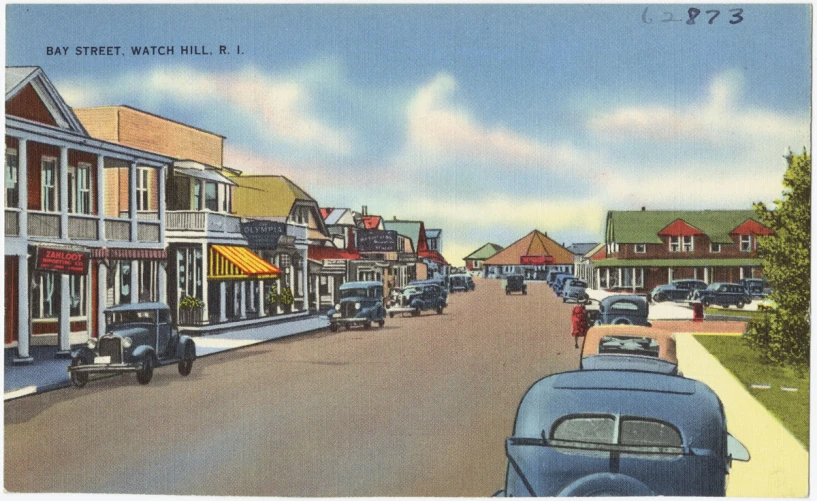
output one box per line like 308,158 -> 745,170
606,210 -> 759,244
593,258 -> 763,268
464,243 -> 503,260
383,221 -> 423,248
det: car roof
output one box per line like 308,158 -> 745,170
104,302 -> 170,313
513,370 -> 725,446
582,325 -> 677,363
339,281 -> 383,290
600,294 -> 647,305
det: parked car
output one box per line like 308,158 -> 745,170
449,274 -> 472,292
409,278 -> 449,305
67,302 -> 197,387
466,275 -> 476,291
595,294 -> 651,326
328,281 -> 387,331
496,369 -> 749,496
650,279 -> 708,303
740,278 -> 772,298
385,286 -> 404,309
695,282 -> 753,309
580,325 -> 678,375
546,270 -> 565,286
504,274 -> 527,295
561,278 -> 589,303
552,273 -> 576,296
387,283 -> 446,317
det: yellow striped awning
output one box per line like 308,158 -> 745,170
209,245 -> 281,280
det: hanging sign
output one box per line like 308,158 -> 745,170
35,247 -> 90,275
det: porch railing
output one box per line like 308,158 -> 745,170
166,211 -> 241,234
5,210 -> 19,236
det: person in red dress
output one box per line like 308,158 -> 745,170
571,304 -> 589,349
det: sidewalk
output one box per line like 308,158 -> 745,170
4,314 -> 329,401
675,331 -> 809,497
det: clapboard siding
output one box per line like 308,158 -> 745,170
73,107 -> 120,143
118,107 -> 222,166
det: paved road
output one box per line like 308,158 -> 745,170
5,278 -> 579,495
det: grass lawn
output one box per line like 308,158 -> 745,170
704,307 -> 769,321
695,335 -> 809,449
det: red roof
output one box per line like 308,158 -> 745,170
418,249 -> 449,266
320,208 -> 333,220
308,246 -> 362,261
657,219 -> 704,237
730,219 -> 775,236
589,246 -> 607,261
362,215 -> 382,229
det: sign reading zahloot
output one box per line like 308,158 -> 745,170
520,255 -> 554,266
240,221 -> 287,249
36,247 -> 90,275
357,229 -> 398,252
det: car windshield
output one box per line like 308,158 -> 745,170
402,287 -> 420,295
597,335 -> 660,357
570,280 -> 587,288
340,288 -> 371,299
106,309 -> 156,325
610,301 -> 640,311
549,414 -> 683,455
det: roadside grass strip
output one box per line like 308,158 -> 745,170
694,335 -> 809,450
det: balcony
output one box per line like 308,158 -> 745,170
5,210 -> 19,236
166,211 -> 242,237
28,212 -> 60,238
68,215 -> 99,240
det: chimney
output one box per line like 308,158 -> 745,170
641,206 -> 646,211
393,216 -> 397,220
362,205 -> 368,216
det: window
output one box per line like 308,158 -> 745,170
550,414 -> 683,455
634,244 -> 646,254
204,182 -> 218,211
41,157 -> 58,212
598,336 -> 660,357
192,179 -> 202,210
710,243 -> 721,253
669,236 -> 680,252
620,268 -> 644,288
119,262 -> 132,304
177,247 -> 203,301
5,149 -> 18,208
69,274 -> 86,317
682,236 -> 693,252
740,235 -> 752,252
32,273 -> 58,319
137,261 -> 157,302
223,185 -> 232,213
136,168 -> 149,210
76,164 -> 91,214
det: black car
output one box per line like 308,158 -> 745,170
327,281 -> 387,331
504,274 -> 527,295
68,302 -> 197,387
740,278 -> 772,298
696,282 -> 753,308
650,279 -> 708,303
387,283 -> 446,317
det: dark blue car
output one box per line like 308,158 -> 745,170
496,370 -> 749,496
595,294 -> 651,326
695,282 -> 753,309
650,279 -> 708,303
328,281 -> 387,331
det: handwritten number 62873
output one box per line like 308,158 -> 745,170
642,7 -> 744,25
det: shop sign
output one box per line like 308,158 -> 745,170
357,229 -> 397,252
240,221 -> 287,249
36,247 -> 90,275
325,260 -> 346,267
398,253 -> 416,263
520,255 -> 554,266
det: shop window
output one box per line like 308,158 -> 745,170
119,262 -> 132,304
69,274 -> 86,317
32,273 -> 58,319
137,261 -> 157,302
41,157 -> 58,212
5,149 -> 18,208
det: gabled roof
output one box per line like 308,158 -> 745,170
322,208 -> 358,226
362,215 -> 383,229
425,229 -> 441,238
5,66 -> 88,134
229,174 -> 315,217
383,220 -> 428,252
566,243 -> 600,256
606,210 -> 766,245
483,230 -> 574,265
464,243 -> 504,261
585,242 -> 606,261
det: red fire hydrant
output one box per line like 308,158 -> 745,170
693,302 -> 704,322
571,304 -> 589,348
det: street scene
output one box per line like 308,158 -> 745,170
3,4 -> 812,498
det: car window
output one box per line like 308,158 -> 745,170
620,418 -> 683,447
598,336 -> 660,357
340,288 -> 370,299
158,310 -> 170,324
676,282 -> 688,290
610,301 -> 639,311
552,415 -> 616,444
107,309 -> 156,324
550,414 -> 684,455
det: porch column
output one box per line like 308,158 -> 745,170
157,165 -> 166,244
239,282 -> 247,319
17,139 -> 28,237
157,261 -> 167,303
56,274 -> 71,358
704,267 -> 709,283
97,263 -> 107,337
219,282 -> 227,323
14,254 -> 32,363
59,146 -> 69,239
668,268 -> 673,282
595,268 -> 601,290
129,162 -> 138,242
302,250 -> 308,312
130,260 -> 138,304
96,154 -> 105,242
314,275 -> 320,311
201,245 -> 209,322
259,280 -> 266,316
632,267 -> 636,292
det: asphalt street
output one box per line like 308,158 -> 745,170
5,278 -> 579,495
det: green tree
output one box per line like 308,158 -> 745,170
744,149 -> 811,367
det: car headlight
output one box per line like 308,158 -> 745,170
86,338 -> 97,349
355,302 -> 361,310
335,303 -> 341,310
122,337 -> 133,349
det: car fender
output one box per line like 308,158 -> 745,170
71,346 -> 96,364
557,473 -> 655,497
175,336 -> 196,361
410,300 -> 424,310
129,345 -> 156,364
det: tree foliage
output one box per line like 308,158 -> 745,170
744,149 -> 811,367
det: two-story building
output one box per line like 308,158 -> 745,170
593,209 -> 774,293
5,67 -> 172,363
74,105 -> 280,330
383,218 -> 449,281
482,230 -> 574,280
463,243 -> 503,272
310,207 -> 362,310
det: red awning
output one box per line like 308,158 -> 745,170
419,250 -> 449,266
308,246 -> 362,261
91,248 -> 167,260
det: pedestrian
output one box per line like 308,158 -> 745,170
571,304 -> 589,349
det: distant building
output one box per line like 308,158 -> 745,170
463,243 -> 503,271
482,230 -> 574,280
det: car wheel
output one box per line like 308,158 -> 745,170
436,306 -> 443,314
736,299 -> 745,309
523,289 -> 527,295
412,308 -> 420,317
378,319 -> 385,327
178,343 -> 195,377
330,323 -> 338,332
389,312 -> 394,318
70,356 -> 88,388
562,297 -> 566,303
558,473 -> 655,497
505,288 -> 510,295
344,324 -> 351,330
136,354 -> 155,385
364,321 -> 372,329
653,293 -> 666,303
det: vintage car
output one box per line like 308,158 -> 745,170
740,278 -> 772,298
580,325 -> 679,375
68,302 -> 197,387
595,294 -> 651,326
695,282 -> 753,309
385,286 -> 404,309
328,281 -> 387,331
650,279 -> 708,303
504,274 -> 527,295
449,274 -> 472,292
552,273 -> 576,296
561,278 -> 589,303
387,282 -> 446,317
409,278 -> 449,305
496,369 -> 749,496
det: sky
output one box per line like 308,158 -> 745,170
6,4 -> 812,265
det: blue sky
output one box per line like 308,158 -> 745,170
6,4 -> 812,264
